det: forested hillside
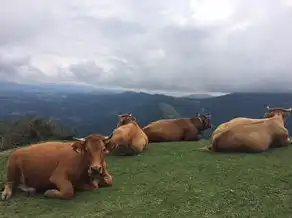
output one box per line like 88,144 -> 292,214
1,87 -> 292,139
0,117 -> 76,151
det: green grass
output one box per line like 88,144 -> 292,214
1,140 -> 292,217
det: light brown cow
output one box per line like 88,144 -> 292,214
103,113 -> 148,156
142,114 -> 212,143
1,134 -> 113,201
200,106 -> 292,152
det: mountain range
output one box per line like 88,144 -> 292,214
0,81 -> 292,138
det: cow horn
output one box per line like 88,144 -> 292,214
73,137 -> 86,142
105,134 -> 113,140
206,113 -> 212,118
266,105 -> 278,111
103,134 -> 113,143
266,106 -> 292,112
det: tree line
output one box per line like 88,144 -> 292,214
0,116 -> 77,151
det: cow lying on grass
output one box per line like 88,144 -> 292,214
103,113 -> 148,156
1,134 -> 113,201
142,113 -> 212,143
201,106 -> 292,153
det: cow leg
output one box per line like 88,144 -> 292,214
17,170 -> 36,196
110,144 -> 128,156
99,161 -> 113,187
272,131 -> 289,147
44,173 -> 74,199
129,138 -> 145,155
183,130 -> 199,141
279,135 -> 289,147
280,129 -> 290,146
1,183 -> 13,201
199,145 -> 213,151
1,159 -> 21,201
17,184 -> 36,196
123,144 -> 142,156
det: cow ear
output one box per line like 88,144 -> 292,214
72,141 -> 87,154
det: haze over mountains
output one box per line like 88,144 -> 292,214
1,81 -> 292,138
0,81 -> 224,98
0,81 -> 121,94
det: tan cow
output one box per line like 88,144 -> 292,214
103,113 -> 148,156
142,114 -> 212,143
1,134 -> 113,201
200,106 -> 292,152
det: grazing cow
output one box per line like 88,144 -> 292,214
103,113 -> 148,156
1,134 -> 113,201
200,106 -> 292,153
142,114 -> 212,143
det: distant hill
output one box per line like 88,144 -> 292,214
184,93 -> 214,99
0,83 -> 292,137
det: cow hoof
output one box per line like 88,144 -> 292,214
44,189 -> 74,199
1,189 -> 12,201
44,189 -> 57,198
25,188 -> 36,197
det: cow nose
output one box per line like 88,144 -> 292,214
90,166 -> 102,175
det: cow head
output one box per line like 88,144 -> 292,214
116,113 -> 137,127
193,113 -> 212,131
71,134 -> 110,178
264,106 -> 292,120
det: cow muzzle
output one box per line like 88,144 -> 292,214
88,165 -> 103,179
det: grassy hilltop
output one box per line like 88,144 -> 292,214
1,140 -> 292,217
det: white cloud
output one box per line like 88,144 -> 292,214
189,0 -> 234,26
1,0 -> 292,93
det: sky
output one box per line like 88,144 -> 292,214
1,0 -> 292,94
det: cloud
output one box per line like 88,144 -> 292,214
1,0 -> 292,93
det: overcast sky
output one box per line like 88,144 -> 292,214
1,0 -> 292,94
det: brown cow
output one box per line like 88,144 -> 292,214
1,134 -> 113,201
142,114 -> 212,143
200,106 -> 292,153
103,113 -> 148,156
